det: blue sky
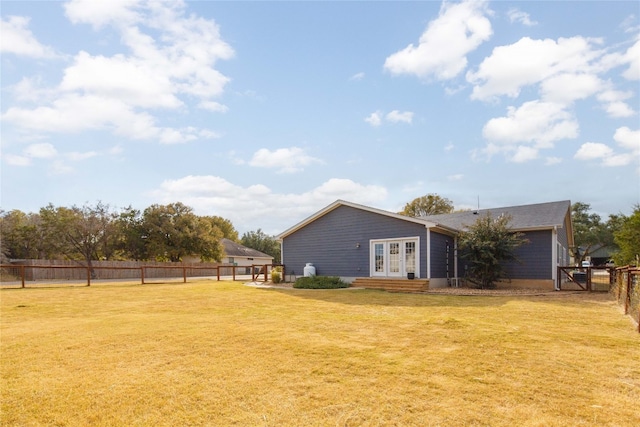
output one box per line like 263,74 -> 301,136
2,0 -> 639,235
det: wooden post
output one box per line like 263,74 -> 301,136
232,265 -> 236,281
87,266 -> 91,287
216,266 -> 220,281
624,268 -> 631,314
141,267 -> 145,284
183,266 -> 187,283
21,265 -> 25,288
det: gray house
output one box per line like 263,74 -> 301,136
276,199 -> 573,290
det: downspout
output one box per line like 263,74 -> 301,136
426,227 -> 431,279
454,236 -> 458,282
552,226 -> 559,290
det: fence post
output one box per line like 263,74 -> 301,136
216,266 -> 220,281
21,265 -> 25,288
183,266 -> 187,283
86,267 -> 91,287
232,265 -> 236,281
625,270 -> 631,315
141,267 -> 145,285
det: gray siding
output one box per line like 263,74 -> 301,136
282,206 -> 427,278
504,230 -> 552,279
457,230 -> 553,280
429,231 -> 455,279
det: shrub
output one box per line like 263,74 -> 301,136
271,266 -> 282,284
293,276 -> 349,289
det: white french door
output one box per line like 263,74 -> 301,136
370,238 -> 419,278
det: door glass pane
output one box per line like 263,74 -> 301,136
375,243 -> 385,273
405,241 -> 416,274
389,242 -> 400,273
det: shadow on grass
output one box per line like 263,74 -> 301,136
264,287 -> 512,308
263,286 -> 615,309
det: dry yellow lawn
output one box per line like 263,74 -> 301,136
1,281 -> 639,426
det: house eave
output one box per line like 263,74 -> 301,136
276,199 -> 437,241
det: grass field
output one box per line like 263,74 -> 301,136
1,281 -> 639,426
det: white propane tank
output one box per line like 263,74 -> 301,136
303,263 -> 316,277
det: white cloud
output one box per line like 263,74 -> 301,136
198,101 -> 229,113
4,154 -> 31,166
150,175 -> 388,234
507,8 -> 537,26
350,72 -> 365,81
248,147 -> 322,174
575,142 -> 614,160
447,174 -> 464,181
621,36 -> 640,80
64,0 -> 141,29
614,126 -> 640,152
540,73 -> 602,104
10,77 -> 57,104
574,127 -> 639,167
597,89 -> 635,118
24,143 -> 58,159
384,0 -> 492,80
60,51 -> 182,109
3,0 -> 233,146
510,145 -> 539,163
385,110 -> 414,124
366,110 -> 414,126
467,36 -> 603,101
483,101 -> 579,152
0,16 -> 59,58
365,111 -> 382,127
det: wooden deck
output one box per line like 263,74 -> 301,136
351,277 -> 430,293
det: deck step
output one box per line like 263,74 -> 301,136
352,278 -> 429,293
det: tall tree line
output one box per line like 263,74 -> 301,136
0,202 -> 243,265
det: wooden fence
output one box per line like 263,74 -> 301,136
611,266 -> 640,333
557,266 -> 613,291
0,260 -> 284,288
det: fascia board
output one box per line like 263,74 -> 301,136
276,199 -> 436,241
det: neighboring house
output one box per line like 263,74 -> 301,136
183,238 -> 273,268
276,199 -> 573,290
220,238 -> 274,268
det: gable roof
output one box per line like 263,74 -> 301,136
276,199 -> 440,240
424,200 -> 572,232
221,238 -> 273,259
277,199 -> 573,241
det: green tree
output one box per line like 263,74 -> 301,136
203,216 -> 239,241
399,194 -> 454,217
241,229 -> 281,263
39,202 -> 119,275
571,202 -> 615,263
613,205 -> 640,266
141,203 -> 223,262
0,210 -> 50,259
458,213 -> 528,289
114,206 -> 148,260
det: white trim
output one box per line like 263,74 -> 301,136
551,226 -> 558,282
369,237 -> 420,278
426,228 -> 431,279
277,199 -> 438,240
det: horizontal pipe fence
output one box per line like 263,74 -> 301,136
0,260 -> 285,288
